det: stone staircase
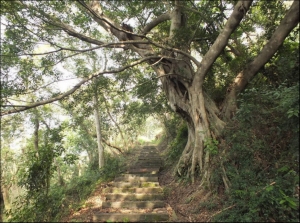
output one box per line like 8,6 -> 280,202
93,146 -> 169,222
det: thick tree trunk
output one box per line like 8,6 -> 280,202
5,0 -> 296,193
158,0 -> 299,188
1,186 -> 11,210
154,0 -> 238,186
33,109 -> 39,158
93,93 -> 104,169
154,54 -> 224,185
54,158 -> 64,186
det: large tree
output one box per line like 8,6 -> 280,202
1,0 -> 299,187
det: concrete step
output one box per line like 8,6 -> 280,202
135,162 -> 161,166
136,159 -> 161,162
93,212 -> 169,222
125,170 -> 159,175
128,168 -> 160,174
93,145 -> 169,222
113,181 -> 160,188
118,173 -> 159,178
135,162 -> 161,168
105,193 -> 164,201
134,166 -> 161,169
102,200 -> 166,209
138,154 -> 160,157
133,165 -> 161,169
138,156 -> 159,158
115,175 -> 158,182
138,156 -> 160,158
137,158 -> 161,160
138,157 -> 161,160
103,187 -> 163,194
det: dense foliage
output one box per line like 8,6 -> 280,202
1,0 -> 299,221
5,151 -> 125,222
210,82 -> 299,222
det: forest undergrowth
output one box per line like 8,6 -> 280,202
159,83 -> 299,222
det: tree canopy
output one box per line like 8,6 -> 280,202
1,0 -> 299,221
1,0 -> 299,200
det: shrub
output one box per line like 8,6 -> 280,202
166,123 -> 188,162
212,83 -> 299,222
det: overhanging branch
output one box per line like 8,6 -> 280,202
193,0 -> 253,86
221,0 -> 299,120
1,56 -> 161,116
101,138 -> 123,154
141,13 -> 171,35
17,0 -> 105,46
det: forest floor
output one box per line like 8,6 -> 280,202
156,138 -> 221,222
61,139 -> 221,222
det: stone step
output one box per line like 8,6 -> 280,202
138,156 -> 161,161
113,181 -> 160,188
137,157 -> 161,159
136,159 -> 161,162
138,154 -> 160,157
132,167 -> 160,170
137,160 -> 161,163
135,162 -> 161,165
140,148 -> 157,151
138,157 -> 161,159
138,156 -> 159,158
125,170 -> 159,175
118,173 -> 159,178
128,168 -> 160,174
103,187 -> 163,194
138,156 -> 160,158
133,165 -> 161,169
133,166 -> 161,169
136,159 -> 161,161
105,193 -> 164,201
102,200 -> 166,209
93,146 -> 169,222
93,212 -> 169,222
115,175 -> 158,182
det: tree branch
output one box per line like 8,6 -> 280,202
77,0 -> 138,39
18,1 -> 105,46
221,0 -> 299,120
1,56 -> 161,116
77,0 -> 151,51
103,95 -> 127,148
101,138 -> 123,154
193,0 -> 253,86
141,13 -> 171,35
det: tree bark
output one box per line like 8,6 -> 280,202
1,186 -> 11,211
3,0 -> 298,191
221,0 -> 300,121
54,158 -> 64,186
33,109 -> 39,158
103,97 -> 127,149
150,0 -> 252,186
93,90 -> 104,169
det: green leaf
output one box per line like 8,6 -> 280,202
279,200 -> 286,205
265,185 -> 274,192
